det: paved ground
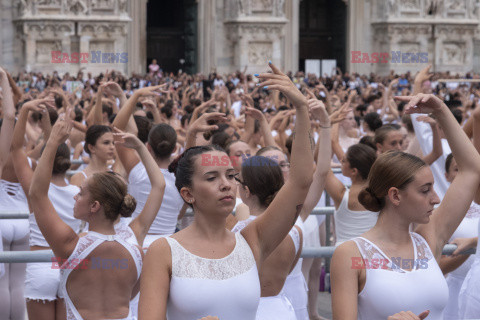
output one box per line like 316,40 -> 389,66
317,291 -> 333,319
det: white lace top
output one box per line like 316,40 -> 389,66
60,232 -> 142,320
353,232 -> 449,320
165,232 -> 260,320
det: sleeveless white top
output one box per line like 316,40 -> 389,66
60,231 -> 142,320
165,232 -> 260,320
114,220 -> 138,246
30,183 -> 81,247
128,162 -> 183,235
0,179 -> 29,212
335,188 -> 379,246
353,232 -> 449,320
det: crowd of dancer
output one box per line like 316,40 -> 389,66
0,61 -> 479,320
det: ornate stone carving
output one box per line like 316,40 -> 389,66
67,0 -> 88,15
248,42 -> 272,64
442,42 -> 467,64
35,40 -> 61,63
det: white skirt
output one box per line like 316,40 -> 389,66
256,294 -> 297,320
458,257 -> 480,319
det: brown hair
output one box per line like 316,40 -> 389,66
87,172 -> 136,221
358,151 -> 426,212
374,124 -> 401,145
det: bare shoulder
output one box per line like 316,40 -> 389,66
333,240 -> 361,260
145,238 -> 172,273
70,172 -> 85,187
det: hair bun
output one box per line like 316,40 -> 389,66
358,187 -> 383,212
168,153 -> 183,175
119,194 -> 136,217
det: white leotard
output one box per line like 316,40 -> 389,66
335,188 -> 379,246
0,179 -> 30,242
29,183 -> 81,247
165,232 -> 260,320
60,232 -> 142,320
458,214 -> 480,319
443,203 -> 480,319
353,232 -> 449,320
231,215 -> 299,320
128,162 -> 183,237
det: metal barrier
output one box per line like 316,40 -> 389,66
0,245 -> 475,263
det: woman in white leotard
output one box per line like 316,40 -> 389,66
28,113 -> 165,320
11,99 -> 81,319
139,62 -> 314,320
438,154 -> 480,319
325,143 -> 378,246
113,93 -> 185,248
70,125 -> 115,187
331,93 -> 480,320
0,67 -> 23,320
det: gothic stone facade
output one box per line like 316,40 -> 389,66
1,0 -> 480,76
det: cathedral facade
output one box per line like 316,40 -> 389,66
0,0 -> 479,76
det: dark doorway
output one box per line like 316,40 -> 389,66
146,0 -> 197,73
299,0 -> 346,73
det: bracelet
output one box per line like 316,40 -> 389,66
319,124 -> 331,129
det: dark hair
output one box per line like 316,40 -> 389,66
43,143 -> 71,175
168,145 -> 225,206
256,145 -> 282,156
87,172 -> 136,221
102,103 -> 113,118
211,131 -> 232,150
363,112 -> 383,132
445,153 -> 454,173
74,107 -> 83,122
359,135 -> 377,151
241,156 -> 284,207
358,151 -> 426,212
134,115 -> 152,143
374,124 -> 401,145
148,124 -> 177,160
181,113 -> 192,127
345,144 -> 377,180
451,108 -> 463,124
84,125 -> 113,155
401,114 -> 414,133
161,105 -> 173,119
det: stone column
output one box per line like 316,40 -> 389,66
127,0 -> 147,75
197,0 -> 216,74
284,0 -> 300,72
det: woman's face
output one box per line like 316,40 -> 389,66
445,158 -> 459,183
260,149 -> 290,181
340,111 -> 356,131
340,155 -> 354,178
377,130 -> 403,154
396,167 -> 440,224
229,141 -> 252,173
90,132 -> 115,161
73,180 -> 93,220
187,151 -> 237,215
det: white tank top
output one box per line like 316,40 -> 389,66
165,232 -> 260,320
29,183 -> 81,247
335,188 -> 379,246
0,179 -> 29,213
353,232 -> 449,320
128,162 -> 183,235
60,231 -> 142,320
448,202 -> 480,278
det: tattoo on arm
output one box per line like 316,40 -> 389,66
294,204 -> 303,226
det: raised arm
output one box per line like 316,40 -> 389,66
243,107 -> 277,148
243,62 -> 314,261
397,94 -> 480,257
113,129 -> 166,246
0,67 -> 16,176
184,112 -> 227,149
28,110 -> 79,259
299,99 -> 331,221
417,115 -> 443,166
86,84 -> 105,126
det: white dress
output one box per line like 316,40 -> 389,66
231,216 -> 298,320
353,232 -> 449,320
443,203 -> 480,320
458,212 -> 480,319
165,232 -> 260,320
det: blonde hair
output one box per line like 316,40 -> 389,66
87,172 -> 136,221
358,151 -> 426,212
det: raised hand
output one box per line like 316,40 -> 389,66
395,94 -> 446,115
244,106 -> 266,121
49,107 -> 73,145
256,61 -> 308,108
308,99 -> 330,127
113,127 -> 143,150
189,112 -> 227,134
416,115 -> 437,127
103,81 -> 124,97
451,237 -> 477,257
134,84 -> 168,97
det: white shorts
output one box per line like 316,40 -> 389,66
24,262 -> 62,301
0,219 -> 29,243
